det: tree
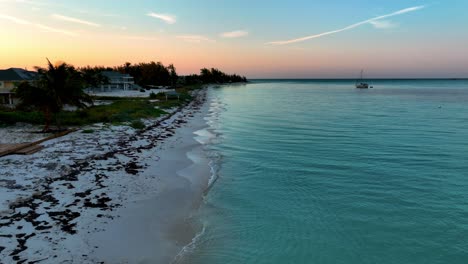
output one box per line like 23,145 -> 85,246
16,59 -> 92,132
167,64 -> 178,87
115,61 -> 177,87
196,68 -> 247,84
80,66 -> 109,88
16,81 -> 58,132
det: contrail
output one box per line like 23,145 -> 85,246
267,6 -> 425,45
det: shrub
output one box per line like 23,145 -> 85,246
149,92 -> 158,99
82,129 -> 95,134
130,120 -> 145,130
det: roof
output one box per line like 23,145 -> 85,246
101,71 -> 133,79
0,68 -> 37,81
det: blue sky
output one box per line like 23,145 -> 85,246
0,0 -> 467,78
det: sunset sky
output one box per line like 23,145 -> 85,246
1,0 -> 467,78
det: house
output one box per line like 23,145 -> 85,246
100,71 -> 135,91
0,68 -> 37,105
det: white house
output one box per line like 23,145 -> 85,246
100,71 -> 136,91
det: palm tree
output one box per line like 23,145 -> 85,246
16,81 -> 58,132
16,59 -> 92,132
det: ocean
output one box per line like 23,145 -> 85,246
180,80 -> 468,264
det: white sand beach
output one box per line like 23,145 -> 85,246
0,88 -> 213,263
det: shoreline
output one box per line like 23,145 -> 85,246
0,87 -> 213,263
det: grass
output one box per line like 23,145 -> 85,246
68,100 -> 166,125
0,86 -> 195,128
0,110 -> 44,125
130,120 -> 145,130
0,98 -> 180,127
81,129 -> 95,134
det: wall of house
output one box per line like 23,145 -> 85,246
4,81 -> 17,90
0,81 -> 19,93
0,81 -> 7,94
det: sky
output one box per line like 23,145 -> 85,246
0,0 -> 467,78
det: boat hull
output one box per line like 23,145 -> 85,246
356,83 -> 369,89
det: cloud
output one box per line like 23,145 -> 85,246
147,12 -> 176,24
220,30 -> 249,38
0,14 -> 32,25
0,0 -> 54,8
267,5 -> 425,45
369,20 -> 397,29
121,35 -> 158,41
36,24 -> 78,36
51,14 -> 101,27
0,13 -> 78,36
176,35 -> 214,43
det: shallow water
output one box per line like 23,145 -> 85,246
184,80 -> 468,264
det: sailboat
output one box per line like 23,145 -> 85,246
355,70 -> 369,89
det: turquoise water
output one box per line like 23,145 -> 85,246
188,80 -> 468,264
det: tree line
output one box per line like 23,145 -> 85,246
80,62 -> 247,87
12,60 -> 247,132
184,68 -> 247,85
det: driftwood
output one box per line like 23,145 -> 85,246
0,129 -> 77,157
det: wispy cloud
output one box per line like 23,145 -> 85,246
0,13 -> 78,36
52,14 -> 101,27
176,35 -> 214,43
220,30 -> 249,38
0,14 -> 32,25
121,35 -> 158,41
1,0 -> 50,6
147,12 -> 176,24
36,23 -> 78,36
1,0 -> 57,10
369,20 -> 397,29
268,6 -> 425,45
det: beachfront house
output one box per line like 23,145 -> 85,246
0,68 -> 37,105
99,71 -> 136,91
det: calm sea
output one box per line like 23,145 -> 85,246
182,80 -> 468,264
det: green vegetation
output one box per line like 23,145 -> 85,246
1,59 -> 245,130
130,120 -> 145,130
79,66 -> 109,87
81,129 -> 95,134
0,91 -> 191,128
184,68 -> 247,85
83,63 -> 247,87
0,110 -> 44,125
15,59 -> 92,131
115,62 -> 177,87
149,92 -> 158,99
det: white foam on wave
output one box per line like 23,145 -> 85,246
172,94 -> 225,263
193,128 -> 215,145
206,157 -> 220,191
171,223 -> 207,264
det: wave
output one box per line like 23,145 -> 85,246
171,223 -> 207,264
171,92 -> 226,263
